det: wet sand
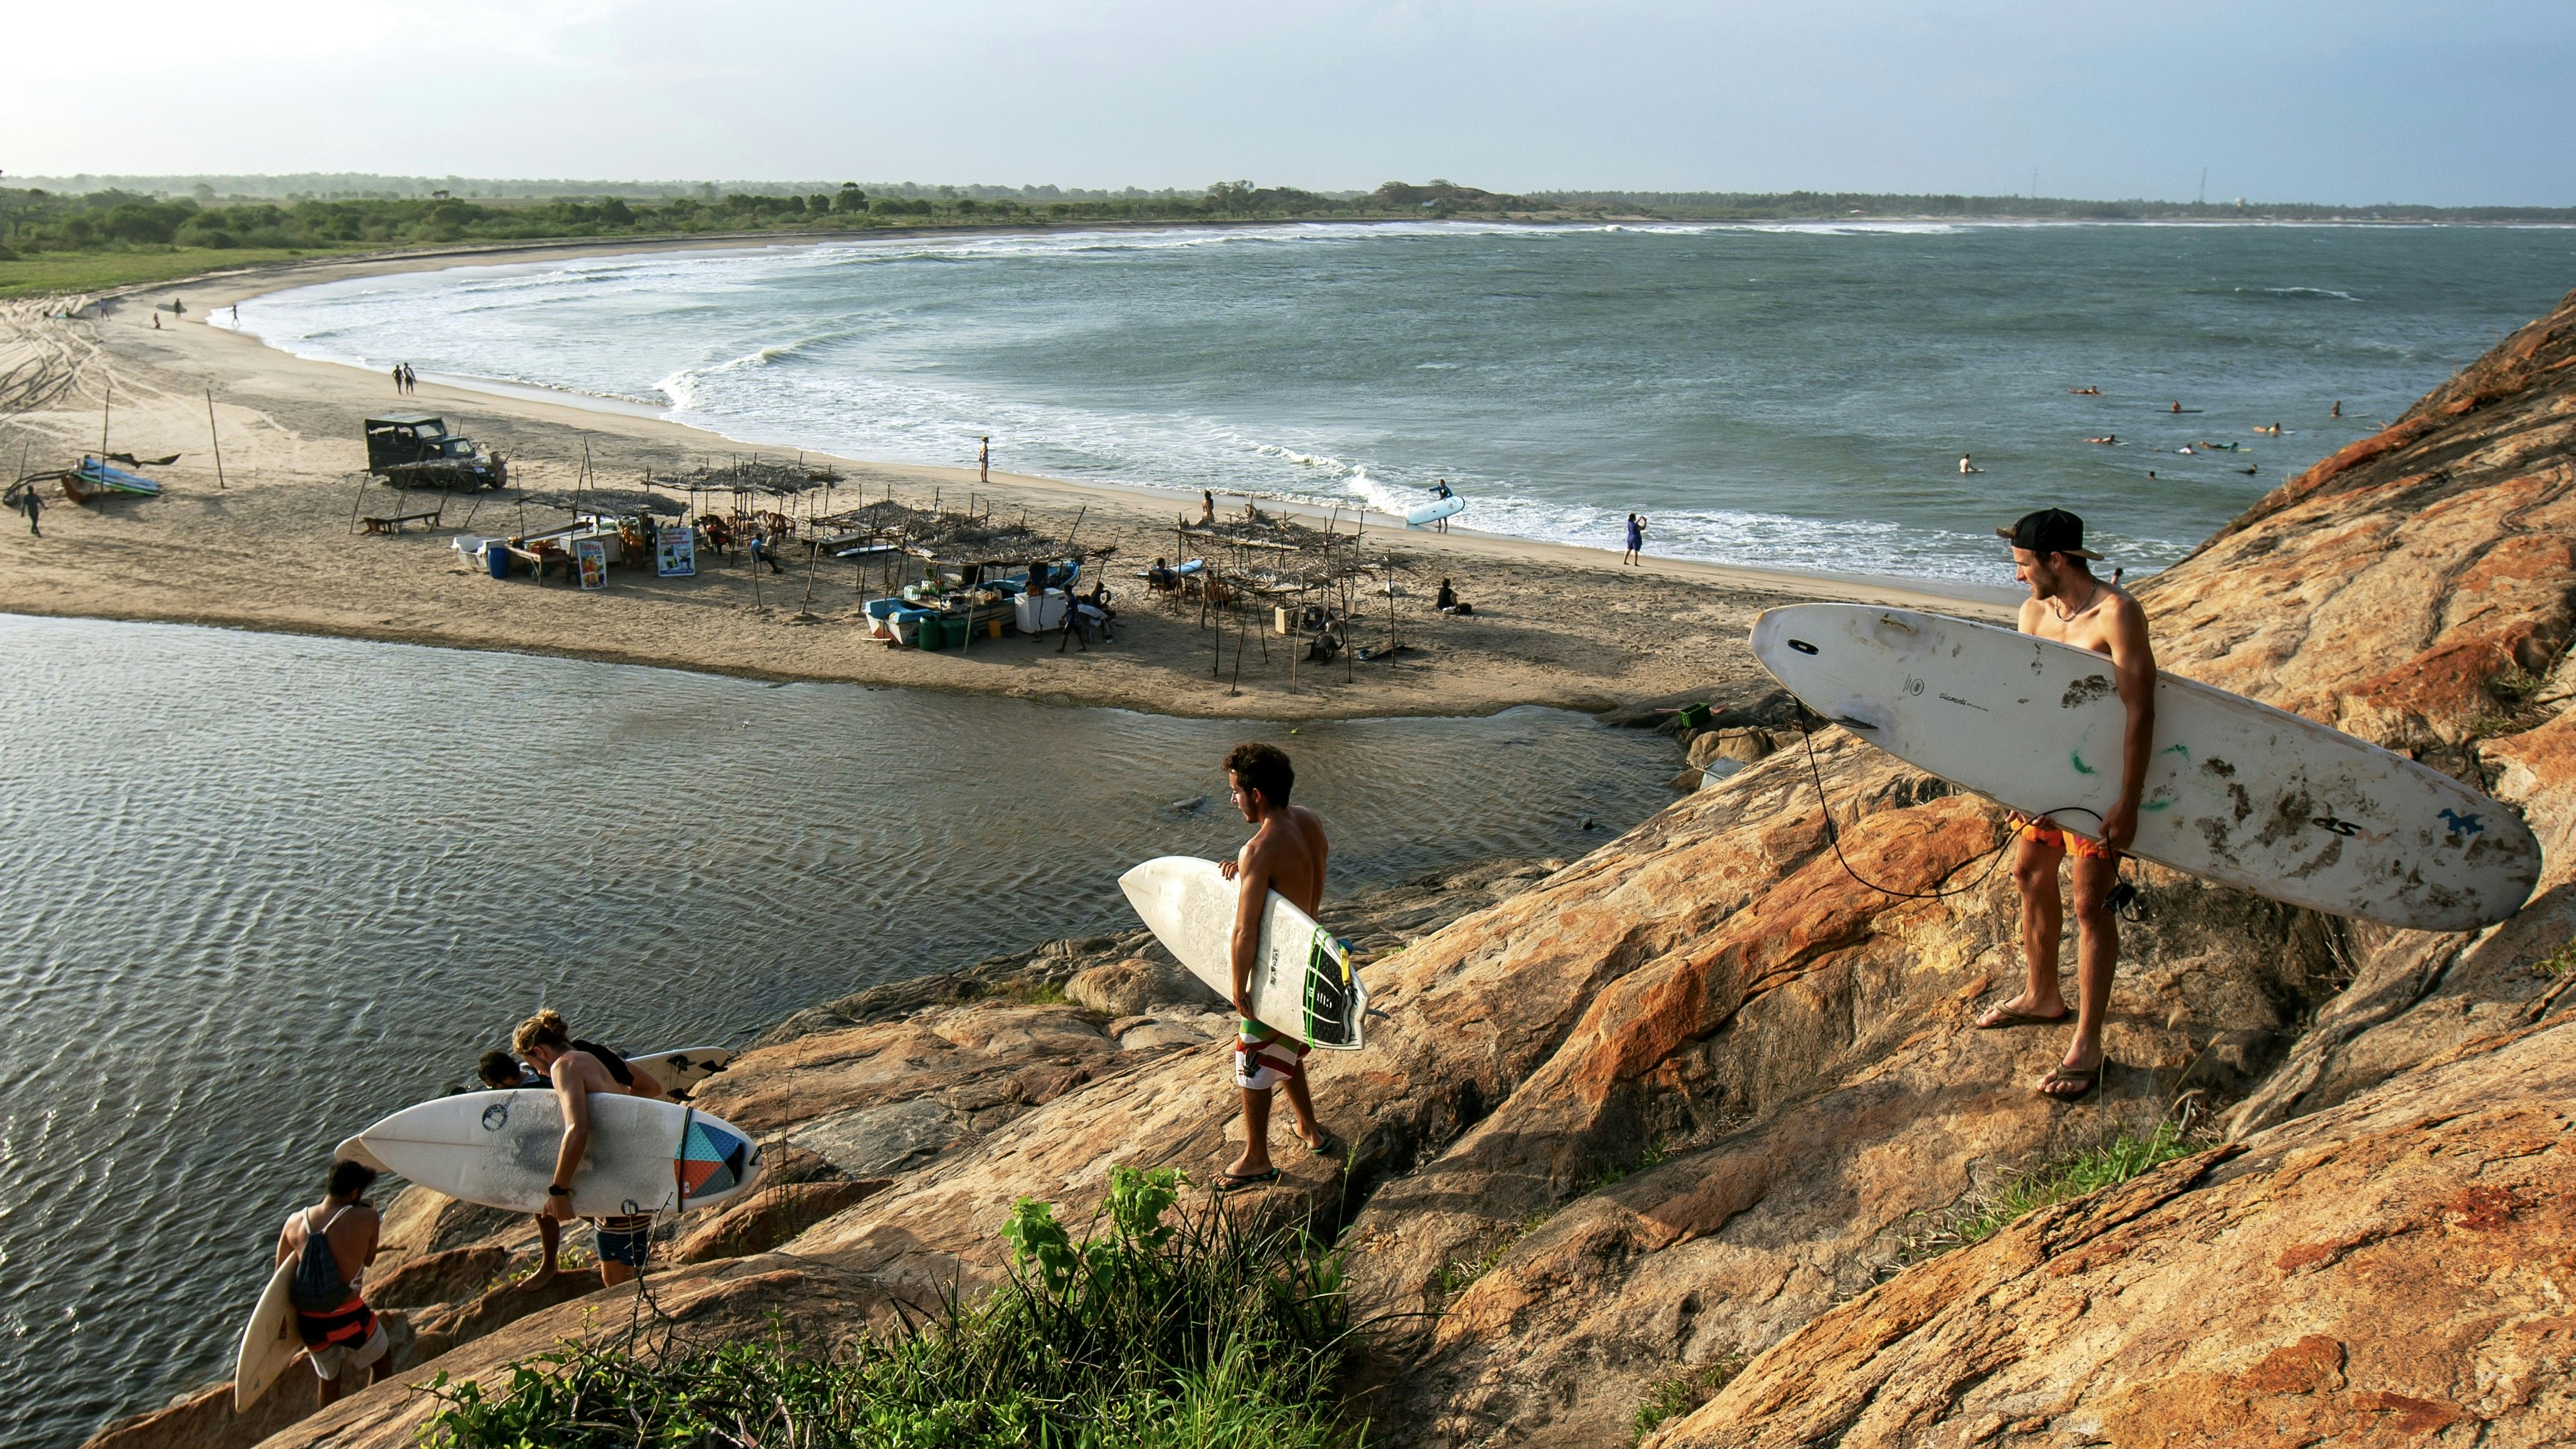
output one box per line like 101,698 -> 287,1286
0,245 -> 2009,719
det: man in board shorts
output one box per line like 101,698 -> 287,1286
1213,742 -> 1333,1191
1974,509 -> 2156,1104
515,1010 -> 666,1285
275,1160 -> 392,1407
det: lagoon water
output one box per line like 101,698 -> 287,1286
233,220 -> 2575,584
0,614 -> 1677,1446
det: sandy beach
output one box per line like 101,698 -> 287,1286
0,240 -> 2009,719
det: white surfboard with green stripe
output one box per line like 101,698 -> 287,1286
1119,857 -> 1366,1050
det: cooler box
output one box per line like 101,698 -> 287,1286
1015,590 -> 1069,634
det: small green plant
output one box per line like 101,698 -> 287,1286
2529,932 -> 2576,979
418,1165 -> 1358,1448
1000,978 -> 1071,1005
1631,1357 -> 1744,1443
1578,1144 -> 1668,1195
1433,1210 -> 1553,1297
1890,1122 -> 2197,1269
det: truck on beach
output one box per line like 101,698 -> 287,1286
364,413 -> 506,490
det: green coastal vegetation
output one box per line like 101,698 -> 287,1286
418,1168 -> 1361,1449
7,173 -> 2567,299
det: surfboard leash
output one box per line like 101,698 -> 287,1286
1790,705 -> 2100,903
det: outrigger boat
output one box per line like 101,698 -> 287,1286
61,456 -> 164,503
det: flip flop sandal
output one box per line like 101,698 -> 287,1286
1304,1131 -> 1337,1156
1974,1005 -> 2072,1030
1210,1168 -> 1282,1194
2037,1062 -> 2104,1102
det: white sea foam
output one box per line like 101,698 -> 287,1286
228,219 -> 2550,587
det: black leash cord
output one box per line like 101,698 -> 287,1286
1793,708 -> 2103,902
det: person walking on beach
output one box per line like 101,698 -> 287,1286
1200,490 -> 1217,526
515,1010 -> 666,1286
274,1160 -> 392,1408
1621,513 -> 1645,565
390,363 -> 404,394
1212,742 -> 1332,1191
1972,508 -> 2156,1105
19,486 -> 39,538
402,363 -> 418,394
978,436 -> 990,485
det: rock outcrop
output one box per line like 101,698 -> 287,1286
215,286 -> 2576,1449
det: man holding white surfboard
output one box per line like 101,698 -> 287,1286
1978,508 -> 2157,1104
515,1010 -> 666,1285
1213,742 -> 1334,1190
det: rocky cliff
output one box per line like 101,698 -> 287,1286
130,287 -> 2576,1449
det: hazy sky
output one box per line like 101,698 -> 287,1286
7,1 -> 2571,204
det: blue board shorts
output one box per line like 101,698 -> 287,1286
591,1213 -> 654,1268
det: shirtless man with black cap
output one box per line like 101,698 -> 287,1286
1974,508 -> 2156,1104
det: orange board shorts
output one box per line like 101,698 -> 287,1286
2010,812 -> 2120,862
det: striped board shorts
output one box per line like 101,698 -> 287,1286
1235,1020 -> 1309,1091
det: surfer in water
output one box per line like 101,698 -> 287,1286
275,1160 -> 392,1407
1977,508 -> 2157,1104
1213,742 -> 1332,1190
515,1010 -> 666,1286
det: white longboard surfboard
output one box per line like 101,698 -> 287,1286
337,1091 -> 763,1218
1119,857 -> 1367,1050
1407,494 -> 1465,527
1751,604 -> 2540,931
232,1257 -> 302,1411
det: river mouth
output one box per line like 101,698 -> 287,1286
0,612 -> 1680,1448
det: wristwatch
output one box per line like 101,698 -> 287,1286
547,1184 -> 571,1198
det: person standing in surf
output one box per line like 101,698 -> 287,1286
274,1160 -> 392,1408
515,1010 -> 666,1286
1213,742 -> 1332,1191
1622,513 -> 1645,565
1975,508 -> 2155,1104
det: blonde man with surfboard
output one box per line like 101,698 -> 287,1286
514,1010 -> 666,1285
1213,742 -> 1334,1191
1976,508 -> 2155,1104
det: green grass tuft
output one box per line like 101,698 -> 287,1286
1632,1357 -> 1744,1443
2530,933 -> 2576,979
417,1166 -> 1361,1448
1897,1123 -> 2196,1265
1433,1211 -> 1554,1298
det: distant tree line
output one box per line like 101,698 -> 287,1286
0,180 -> 1560,258
4,179 -> 2563,261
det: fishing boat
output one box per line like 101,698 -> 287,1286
61,456 -> 163,503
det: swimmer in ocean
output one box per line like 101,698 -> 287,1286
1959,453 -> 1983,475
2068,386 -> 2103,395
2085,435 -> 2119,445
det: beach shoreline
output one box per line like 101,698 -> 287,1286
1,241 -> 2012,721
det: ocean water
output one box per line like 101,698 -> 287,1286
229,221 -> 2575,584
0,614 -> 1677,1448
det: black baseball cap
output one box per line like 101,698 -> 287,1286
1996,508 -> 2103,560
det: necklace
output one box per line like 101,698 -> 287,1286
2052,578 -> 2100,622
